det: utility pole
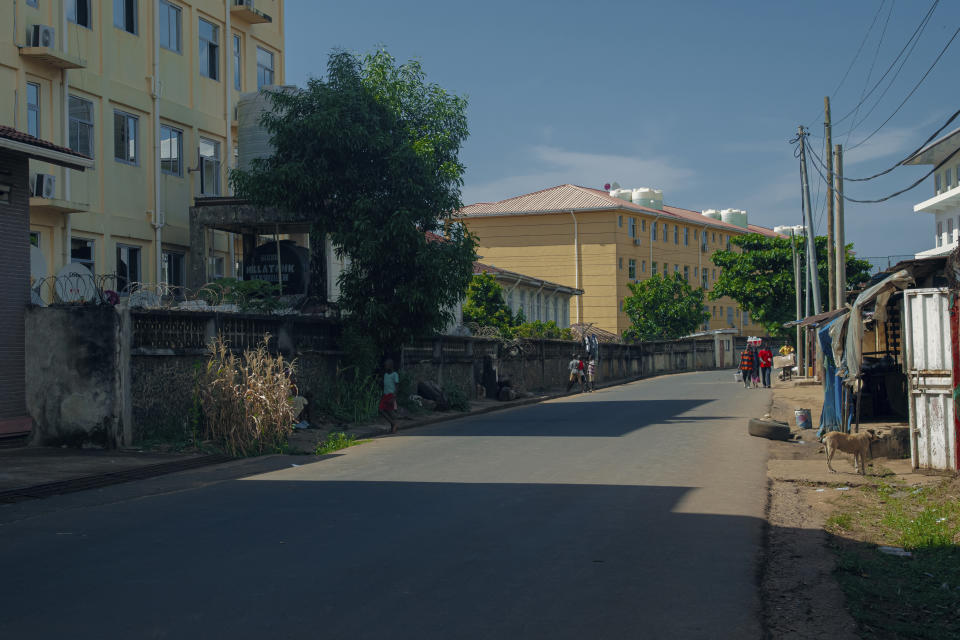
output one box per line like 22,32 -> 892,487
791,228 -> 802,371
835,144 -> 846,306
798,126 -> 822,315
825,97 -> 835,310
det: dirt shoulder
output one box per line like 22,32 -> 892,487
762,378 -> 958,639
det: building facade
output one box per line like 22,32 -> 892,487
1,0 -> 285,293
905,126 -> 960,258
457,184 -> 778,337
473,261 -> 582,329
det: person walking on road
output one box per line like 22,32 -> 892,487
586,358 -> 596,392
566,354 -> 582,393
738,346 -> 755,389
758,341 -> 773,388
379,358 -> 400,433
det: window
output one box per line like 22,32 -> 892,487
26,83 -> 40,138
159,125 -> 183,176
947,168 -> 955,190
159,1 -> 181,52
744,311 -> 750,325
702,272 -> 708,288
673,225 -> 679,244
211,255 -> 225,279
68,96 -> 93,157
233,35 -> 242,90
935,172 -> 942,194
701,232 -> 708,251
618,257 -> 622,270
652,262 -> 658,276
518,291 -> 526,317
727,307 -> 734,326
162,250 -> 184,287
628,217 -> 636,238
628,259 -> 636,279
651,221 -> 657,241
618,215 -> 622,228
726,235 -> 731,250
116,244 -> 141,293
662,224 -> 667,242
641,260 -> 646,273
507,290 -> 514,310
712,268 -> 716,281
683,265 -> 689,281
199,19 -> 219,80
26,0 -> 37,6
114,0 -> 138,34
72,238 -> 95,273
553,298 -> 559,323
30,231 -> 40,248
199,137 -> 221,195
949,218 -> 955,243
641,219 -> 646,232
694,266 -> 698,278
937,221 -> 944,247
256,47 -> 274,88
712,232 -> 716,243
113,110 -> 138,164
536,293 -> 542,321
683,227 -> 689,246
68,0 -> 92,28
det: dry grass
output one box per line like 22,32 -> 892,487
199,333 -> 297,457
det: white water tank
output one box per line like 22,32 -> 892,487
630,187 -> 663,210
721,208 -> 748,228
702,209 -> 721,220
610,188 -> 633,202
774,224 -> 805,236
237,86 -> 298,172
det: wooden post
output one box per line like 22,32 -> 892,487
825,97 -> 835,310
835,144 -> 846,306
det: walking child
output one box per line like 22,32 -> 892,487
587,358 -> 596,392
738,346 -> 755,389
379,358 -> 400,433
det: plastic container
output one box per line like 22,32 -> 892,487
794,408 -> 812,429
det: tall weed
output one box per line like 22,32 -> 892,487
199,333 -> 296,456
319,365 -> 380,425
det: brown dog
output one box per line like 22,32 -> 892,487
822,429 -> 878,475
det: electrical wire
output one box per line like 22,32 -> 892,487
845,25 -> 960,152
803,133 -> 960,204
843,0 -> 896,146
831,0 -> 940,127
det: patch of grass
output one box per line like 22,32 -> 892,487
318,367 -> 381,425
826,477 -> 960,639
315,431 -> 367,455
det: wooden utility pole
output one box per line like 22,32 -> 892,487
798,126 -> 822,315
825,97 -> 835,310
835,144 -> 846,305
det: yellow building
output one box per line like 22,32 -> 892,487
1,0 -> 285,293
457,184 -> 779,337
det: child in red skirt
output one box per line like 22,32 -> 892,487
379,358 -> 400,433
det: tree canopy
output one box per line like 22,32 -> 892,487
622,274 -> 710,342
710,234 -> 873,338
462,272 -> 515,335
231,49 -> 476,354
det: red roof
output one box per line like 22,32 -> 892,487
0,125 -> 90,160
458,184 -> 784,238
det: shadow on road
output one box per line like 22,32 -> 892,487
0,479 -> 766,639
411,398 -> 716,437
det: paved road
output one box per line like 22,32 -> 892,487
0,370 -> 770,639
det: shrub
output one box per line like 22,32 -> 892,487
202,278 -> 283,313
318,366 -> 381,425
315,431 -> 357,455
513,320 -> 573,341
443,382 -> 470,412
199,333 -> 296,456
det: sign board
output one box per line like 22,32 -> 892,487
243,240 -> 309,295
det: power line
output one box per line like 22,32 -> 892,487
846,25 -> 960,151
809,107 -> 960,183
805,135 -> 960,204
832,0 -> 940,127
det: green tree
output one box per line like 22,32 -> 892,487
462,272 -> 515,334
231,49 -> 475,355
622,273 -> 710,342
513,320 -> 574,341
710,234 -> 873,338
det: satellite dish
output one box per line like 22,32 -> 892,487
54,262 -> 95,303
30,245 -> 47,290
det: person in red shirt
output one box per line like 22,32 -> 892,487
758,341 -> 773,388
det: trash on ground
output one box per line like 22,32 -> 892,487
290,463 -> 300,467
292,420 -> 310,430
835,487 -> 850,491
878,546 -> 912,557
815,489 -> 825,492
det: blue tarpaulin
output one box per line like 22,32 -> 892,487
818,316 -> 851,436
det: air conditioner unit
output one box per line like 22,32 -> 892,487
33,173 -> 56,199
31,24 -> 55,48
633,238 -> 642,246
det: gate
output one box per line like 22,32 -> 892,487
903,288 -> 957,471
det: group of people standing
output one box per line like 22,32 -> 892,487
567,354 -> 596,393
738,340 -> 773,389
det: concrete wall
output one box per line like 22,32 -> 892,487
25,305 -> 127,446
25,308 -> 736,446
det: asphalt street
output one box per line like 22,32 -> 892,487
0,370 -> 771,639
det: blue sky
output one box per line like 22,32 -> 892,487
285,1 -> 960,261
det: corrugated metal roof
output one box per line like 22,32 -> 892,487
0,125 -> 89,159
458,184 -> 783,237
